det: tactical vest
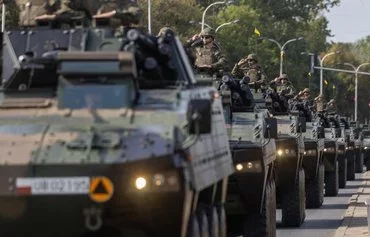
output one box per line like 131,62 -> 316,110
17,0 -> 48,26
245,68 -> 261,83
195,46 -> 217,67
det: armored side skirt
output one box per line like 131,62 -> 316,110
0,163 -> 188,237
303,140 -> 321,179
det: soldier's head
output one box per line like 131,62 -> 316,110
246,53 -> 258,67
157,27 -> 172,37
279,74 -> 289,85
327,99 -> 336,107
199,28 -> 215,45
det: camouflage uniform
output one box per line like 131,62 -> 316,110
314,94 -> 325,112
191,28 -> 226,72
275,74 -> 295,97
94,0 -> 142,25
326,99 -> 337,113
231,53 -> 267,83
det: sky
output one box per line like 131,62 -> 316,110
325,0 -> 370,43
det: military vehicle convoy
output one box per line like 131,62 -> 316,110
220,78 -> 278,237
292,100 -> 325,208
265,88 -> 306,227
0,19 -> 234,237
350,121 -> 364,174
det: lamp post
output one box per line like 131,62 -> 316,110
215,19 -> 240,32
341,62 -> 370,121
261,36 -> 304,76
201,1 -> 233,31
1,3 -> 5,32
318,51 -> 341,95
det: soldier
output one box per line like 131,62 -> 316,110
186,28 -> 226,74
295,88 -> 310,101
274,74 -> 295,98
314,94 -> 325,112
231,53 -> 267,83
35,0 -> 89,22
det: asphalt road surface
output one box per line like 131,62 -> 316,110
276,173 -> 364,237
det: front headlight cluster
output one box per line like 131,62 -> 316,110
324,147 -> 335,153
277,148 -> 297,157
304,149 -> 317,156
235,161 -> 262,173
364,147 -> 369,150
133,171 -> 180,192
346,146 -> 354,150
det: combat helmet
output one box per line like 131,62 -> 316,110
279,74 -> 289,80
246,53 -> 258,62
328,99 -> 335,105
303,88 -> 310,94
200,28 -> 215,38
157,27 -> 172,37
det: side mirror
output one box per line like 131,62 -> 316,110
264,118 -> 278,139
297,117 -> 307,133
187,99 -> 212,134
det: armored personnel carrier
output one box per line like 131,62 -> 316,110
265,88 -> 306,227
361,126 -> 370,170
340,118 -> 356,181
291,100 -> 325,208
0,18 -> 234,237
220,78 -> 278,237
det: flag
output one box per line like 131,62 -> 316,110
332,85 -> 336,89
324,80 -> 328,85
254,27 -> 261,37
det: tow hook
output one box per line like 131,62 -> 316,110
83,207 -> 103,231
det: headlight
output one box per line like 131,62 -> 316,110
346,146 -> 354,150
235,161 -> 262,173
135,177 -> 147,190
324,147 -> 336,153
132,171 -> 180,192
277,148 -> 296,157
304,149 -> 317,156
365,147 -> 369,150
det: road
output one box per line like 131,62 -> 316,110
276,173 -> 363,237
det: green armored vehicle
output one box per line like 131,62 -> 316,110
350,121 -> 364,174
0,19 -> 234,237
221,78 -> 278,237
362,126 -> 370,170
265,88 -> 306,227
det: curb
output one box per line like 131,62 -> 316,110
333,173 -> 367,237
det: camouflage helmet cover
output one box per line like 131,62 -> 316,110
200,28 -> 215,37
246,53 -> 258,61
157,27 -> 172,37
328,99 -> 335,104
279,74 -> 289,80
303,88 -> 310,93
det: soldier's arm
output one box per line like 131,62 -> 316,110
211,49 -> 227,69
54,0 -> 76,15
231,63 -> 244,78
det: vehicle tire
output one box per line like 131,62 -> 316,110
216,205 -> 226,237
306,163 -> 324,208
339,157 -> 347,188
281,168 -> 306,227
242,178 -> 276,237
207,206 -> 219,237
347,154 -> 355,181
325,161 -> 339,196
355,152 -> 364,173
188,214 -> 201,237
198,210 -> 209,237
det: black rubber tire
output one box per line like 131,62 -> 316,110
281,168 -> 306,227
217,205 -> 226,237
355,152 -> 364,173
207,206 -> 219,237
325,161 -> 339,196
306,163 -> 324,208
188,214 -> 201,237
347,154 -> 355,181
242,178 -> 276,237
339,157 -> 347,188
198,210 -> 209,237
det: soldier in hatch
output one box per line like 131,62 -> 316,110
185,28 -> 227,74
231,53 -> 267,84
294,88 -> 310,101
271,74 -> 295,98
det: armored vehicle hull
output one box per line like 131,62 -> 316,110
0,25 -> 234,237
346,141 -> 356,180
323,138 -> 339,197
275,115 -> 306,227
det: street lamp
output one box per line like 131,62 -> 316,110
148,0 -> 151,34
201,1 -> 233,31
340,62 -> 370,121
261,36 -> 304,76
318,51 -> 341,95
215,19 -> 240,32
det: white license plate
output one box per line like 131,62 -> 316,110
16,177 -> 90,195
